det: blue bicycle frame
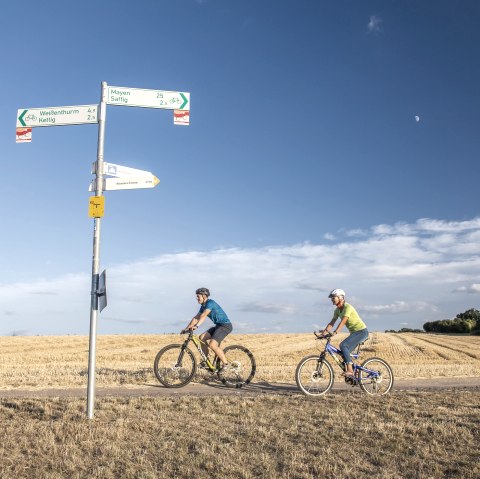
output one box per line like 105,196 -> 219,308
320,335 -> 381,383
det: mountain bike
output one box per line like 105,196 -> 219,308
153,330 -> 256,388
295,332 -> 394,396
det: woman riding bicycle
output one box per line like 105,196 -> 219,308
182,287 -> 232,374
321,288 -> 369,379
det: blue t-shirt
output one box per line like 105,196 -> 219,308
199,299 -> 231,325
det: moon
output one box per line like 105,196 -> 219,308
415,115 -> 420,122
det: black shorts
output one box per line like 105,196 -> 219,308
206,323 -> 233,344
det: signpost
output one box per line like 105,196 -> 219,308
16,81 -> 190,420
103,176 -> 160,190
89,176 -> 160,191
90,161 -> 160,191
17,105 -> 98,127
106,85 -> 190,110
95,161 -> 155,178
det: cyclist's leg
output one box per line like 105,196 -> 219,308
340,329 -> 369,374
209,323 -> 233,366
199,327 -> 214,357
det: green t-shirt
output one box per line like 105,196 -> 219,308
333,303 -> 366,333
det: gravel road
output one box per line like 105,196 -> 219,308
1,376 -> 479,399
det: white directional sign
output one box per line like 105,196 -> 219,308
90,176 -> 160,191
103,176 -> 160,191
102,162 -> 152,178
16,105 -> 98,128
106,86 -> 190,110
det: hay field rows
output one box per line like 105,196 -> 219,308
1,332 -> 479,389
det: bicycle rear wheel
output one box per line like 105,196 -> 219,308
153,344 -> 197,388
358,357 -> 394,395
221,345 -> 256,388
295,356 -> 334,396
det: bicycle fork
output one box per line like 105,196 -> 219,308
175,343 -> 190,367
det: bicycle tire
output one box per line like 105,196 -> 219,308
358,357 -> 394,396
295,355 -> 334,396
153,344 -> 197,388
221,345 -> 256,388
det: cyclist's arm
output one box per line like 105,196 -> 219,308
322,318 -> 336,335
186,309 -> 211,330
324,315 -> 348,335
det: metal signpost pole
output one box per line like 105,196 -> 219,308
87,81 -> 107,419
16,80 -> 178,419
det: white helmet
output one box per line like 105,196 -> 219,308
328,288 -> 346,298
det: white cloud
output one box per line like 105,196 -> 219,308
345,228 -> 367,238
368,15 -> 382,33
239,302 -> 297,315
1,217 -> 480,334
361,301 -> 435,315
453,284 -> 480,294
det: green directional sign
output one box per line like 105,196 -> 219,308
106,86 -> 190,110
16,105 -> 98,128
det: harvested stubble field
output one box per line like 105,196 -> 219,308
0,333 -> 479,478
0,332 -> 479,388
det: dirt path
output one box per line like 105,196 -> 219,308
1,376 -> 479,398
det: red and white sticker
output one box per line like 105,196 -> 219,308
16,127 -> 32,143
174,110 -> 190,126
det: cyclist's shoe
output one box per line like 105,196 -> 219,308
344,374 -> 358,386
217,363 -> 231,377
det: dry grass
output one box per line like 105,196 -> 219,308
0,333 -> 479,389
0,334 -> 479,478
0,391 -> 478,478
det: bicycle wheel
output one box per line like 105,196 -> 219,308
153,344 -> 197,388
295,356 -> 334,396
221,345 -> 256,388
358,357 -> 394,396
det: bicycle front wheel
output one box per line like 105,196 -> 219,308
295,356 -> 334,396
221,345 -> 256,388
153,344 -> 197,388
358,357 -> 394,396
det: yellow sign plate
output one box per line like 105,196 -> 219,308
88,196 -> 105,218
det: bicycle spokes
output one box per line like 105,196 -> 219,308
154,344 -> 196,388
295,356 -> 334,396
221,345 -> 256,387
358,358 -> 394,396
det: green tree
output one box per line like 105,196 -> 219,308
423,308 -> 480,334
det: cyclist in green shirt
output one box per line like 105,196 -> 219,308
321,288 -> 369,379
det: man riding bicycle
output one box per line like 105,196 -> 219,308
321,288 -> 369,379
182,287 -> 232,374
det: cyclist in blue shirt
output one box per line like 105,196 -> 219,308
183,287 -> 233,373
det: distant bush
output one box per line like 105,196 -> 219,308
423,308 -> 480,334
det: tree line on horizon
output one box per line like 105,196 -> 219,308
422,308 -> 480,335
385,308 -> 480,335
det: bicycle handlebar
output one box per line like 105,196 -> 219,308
314,331 -> 332,340
180,326 -> 198,334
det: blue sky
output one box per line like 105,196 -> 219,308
1,0 -> 480,335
